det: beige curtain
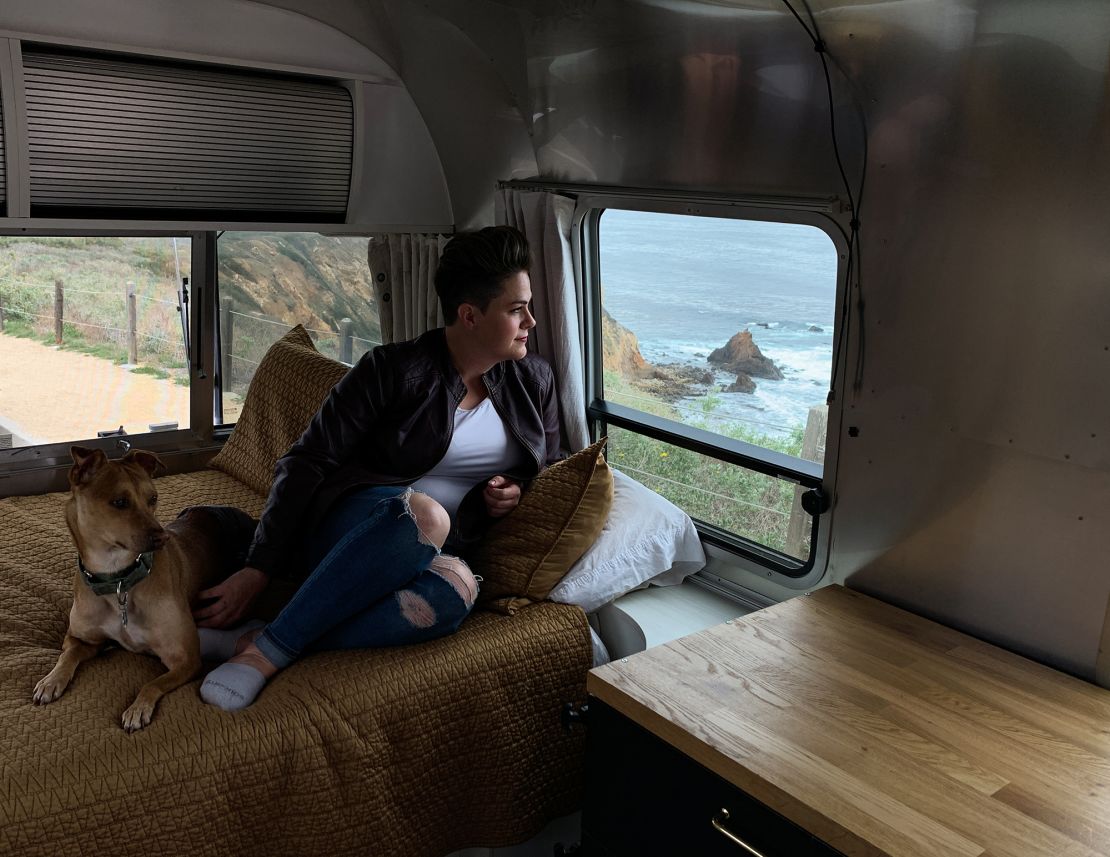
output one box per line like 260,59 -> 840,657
367,233 -> 448,344
495,189 -> 589,451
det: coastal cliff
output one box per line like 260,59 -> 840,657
601,306 -> 650,378
602,307 -> 712,401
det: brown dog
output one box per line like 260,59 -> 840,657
33,446 -> 253,731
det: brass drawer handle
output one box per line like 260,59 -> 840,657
711,808 -> 768,857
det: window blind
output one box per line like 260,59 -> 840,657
22,50 -> 352,218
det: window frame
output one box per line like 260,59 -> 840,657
0,228 -> 216,496
575,192 -> 850,585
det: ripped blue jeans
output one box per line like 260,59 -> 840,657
253,486 -> 478,669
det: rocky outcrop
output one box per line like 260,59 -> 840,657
639,364 -> 715,402
601,307 -> 650,378
725,372 -> 756,393
708,330 -> 783,380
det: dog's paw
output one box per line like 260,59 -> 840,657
121,699 -> 155,732
33,672 -> 69,705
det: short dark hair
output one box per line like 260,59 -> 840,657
435,226 -> 530,324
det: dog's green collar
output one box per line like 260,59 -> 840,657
78,553 -> 154,597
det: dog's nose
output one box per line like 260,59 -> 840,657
148,528 -> 169,550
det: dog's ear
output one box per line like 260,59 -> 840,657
121,449 -> 165,477
70,446 -> 108,486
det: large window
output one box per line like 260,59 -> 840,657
0,232 -> 382,452
216,232 -> 381,423
592,209 -> 840,568
0,236 -> 191,448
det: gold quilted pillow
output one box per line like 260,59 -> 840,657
470,438 -> 613,615
209,325 -> 349,494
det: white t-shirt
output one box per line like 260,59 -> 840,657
409,398 -> 528,522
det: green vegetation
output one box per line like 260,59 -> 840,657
130,366 -> 171,380
0,314 -> 130,363
71,341 -> 128,364
1,318 -> 35,340
602,369 -> 814,558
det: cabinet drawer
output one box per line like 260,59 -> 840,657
582,698 -> 842,857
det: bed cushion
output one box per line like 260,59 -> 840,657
208,325 -> 349,494
469,438 -> 614,614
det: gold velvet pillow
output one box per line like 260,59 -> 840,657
470,438 -> 614,615
209,325 -> 349,495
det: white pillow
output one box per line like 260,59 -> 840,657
547,468 -> 706,613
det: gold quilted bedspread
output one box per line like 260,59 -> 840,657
0,470 -> 592,856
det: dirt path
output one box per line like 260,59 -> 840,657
0,334 -> 190,446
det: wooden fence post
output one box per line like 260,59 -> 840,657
54,279 -> 64,344
126,282 -> 138,364
785,404 -> 829,558
220,297 -> 234,389
339,318 -> 353,364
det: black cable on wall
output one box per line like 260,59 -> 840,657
779,0 -> 869,398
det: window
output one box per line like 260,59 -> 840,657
589,208 -> 841,570
0,236 -> 191,449
215,232 -> 381,424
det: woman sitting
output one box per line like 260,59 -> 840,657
195,225 -> 562,710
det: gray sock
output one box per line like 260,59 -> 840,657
197,620 -> 266,662
200,662 -> 268,711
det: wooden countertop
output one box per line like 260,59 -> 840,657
587,584 -> 1110,857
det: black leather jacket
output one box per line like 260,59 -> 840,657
245,328 -> 563,579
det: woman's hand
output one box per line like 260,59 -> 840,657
193,566 -> 269,629
484,475 -> 522,518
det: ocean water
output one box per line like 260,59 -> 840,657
599,209 -> 839,439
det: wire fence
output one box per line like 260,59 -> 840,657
0,272 -> 384,404
219,301 -> 382,398
0,274 -> 189,371
614,462 -> 791,518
